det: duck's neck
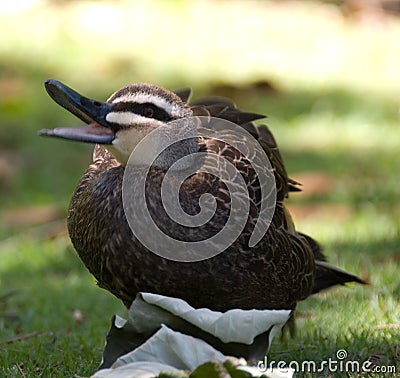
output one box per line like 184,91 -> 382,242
114,118 -> 200,171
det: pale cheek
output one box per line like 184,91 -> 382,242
106,144 -> 130,165
106,128 -> 151,164
114,136 -> 135,154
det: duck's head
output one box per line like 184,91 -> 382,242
39,79 -> 197,168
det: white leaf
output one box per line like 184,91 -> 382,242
113,325 -> 225,370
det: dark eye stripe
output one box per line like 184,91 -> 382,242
113,102 -> 172,122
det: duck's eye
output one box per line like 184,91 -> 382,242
143,105 -> 154,118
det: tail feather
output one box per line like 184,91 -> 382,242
313,260 -> 367,294
281,240 -> 367,340
298,232 -> 367,293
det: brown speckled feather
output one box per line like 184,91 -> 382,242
65,88 -> 364,312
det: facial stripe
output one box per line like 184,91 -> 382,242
109,91 -> 189,118
106,112 -> 156,126
113,102 -> 172,122
111,93 -> 173,113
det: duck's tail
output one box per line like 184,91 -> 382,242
281,234 -> 367,340
298,232 -> 367,293
313,260 -> 367,294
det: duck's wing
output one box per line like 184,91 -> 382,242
191,97 -> 316,305
191,96 -> 264,134
174,88 -> 192,104
190,97 -> 298,202
191,95 -> 365,295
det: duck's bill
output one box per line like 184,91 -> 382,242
38,124 -> 115,144
38,79 -> 115,144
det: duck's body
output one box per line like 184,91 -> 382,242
40,80 -> 364,312
69,142 -> 313,311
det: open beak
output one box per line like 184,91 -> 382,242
38,79 -> 115,144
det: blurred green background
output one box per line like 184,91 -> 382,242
1,0 -> 399,376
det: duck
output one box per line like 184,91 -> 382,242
39,79 -> 365,312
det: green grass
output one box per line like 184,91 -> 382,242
0,236 -> 123,376
1,1 -> 399,377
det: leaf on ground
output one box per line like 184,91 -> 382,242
92,362 -> 181,378
190,362 -> 230,378
100,315 -> 148,370
96,293 -> 295,378
158,370 -> 189,378
110,325 -> 225,371
223,359 -> 253,378
100,293 -> 291,370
